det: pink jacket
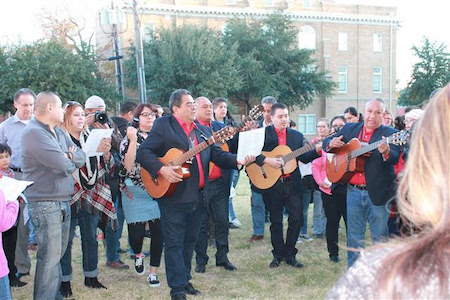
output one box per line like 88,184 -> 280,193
0,189 -> 19,278
312,150 -> 332,195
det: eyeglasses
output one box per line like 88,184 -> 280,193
63,101 -> 82,109
140,112 -> 156,118
332,125 -> 344,131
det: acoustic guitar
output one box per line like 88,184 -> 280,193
209,104 -> 264,174
141,126 -> 236,199
246,142 -> 316,190
325,130 -> 408,184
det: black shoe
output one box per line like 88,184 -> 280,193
216,261 -> 237,271
171,293 -> 187,300
16,271 -> 30,279
117,248 -> 127,254
195,264 -> 206,273
313,233 -> 325,239
60,281 -> 73,298
284,257 -> 305,268
330,255 -> 340,263
9,276 -> 27,287
269,257 -> 282,268
84,277 -> 107,289
184,282 -> 201,295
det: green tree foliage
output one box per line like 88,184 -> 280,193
223,12 -> 334,110
125,25 -> 243,105
0,41 -> 119,113
401,37 -> 450,106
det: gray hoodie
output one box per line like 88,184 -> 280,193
21,119 -> 86,201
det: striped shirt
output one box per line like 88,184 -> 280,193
0,113 -> 34,169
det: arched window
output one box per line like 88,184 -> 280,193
298,25 -> 316,50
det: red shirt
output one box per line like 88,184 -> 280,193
174,116 -> 205,189
197,120 -> 222,181
349,126 -> 373,186
275,127 -> 290,178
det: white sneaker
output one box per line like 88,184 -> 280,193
147,274 -> 160,287
135,254 -> 145,275
298,234 -> 314,242
231,218 -> 242,227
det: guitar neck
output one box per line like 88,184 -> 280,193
282,143 -> 315,163
350,139 -> 384,158
174,136 -> 215,165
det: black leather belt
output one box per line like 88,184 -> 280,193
11,167 -> 22,172
350,183 -> 366,190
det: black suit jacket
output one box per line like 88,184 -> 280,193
255,126 -> 320,194
136,116 -> 238,203
322,122 -> 400,206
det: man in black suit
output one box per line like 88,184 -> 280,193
254,103 -> 321,268
194,96 -> 237,273
322,98 -> 400,267
136,89 -> 253,300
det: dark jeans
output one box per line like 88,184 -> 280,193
195,178 -> 230,266
321,185 -> 347,257
105,192 -> 125,263
61,207 -> 100,281
159,191 -> 205,296
2,225 -> 17,280
128,219 -> 163,267
264,179 -> 303,259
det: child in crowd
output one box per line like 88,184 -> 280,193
0,144 -> 27,289
0,184 -> 20,300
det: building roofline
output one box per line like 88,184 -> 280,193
122,4 -> 400,27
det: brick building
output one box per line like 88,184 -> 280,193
97,0 -> 399,138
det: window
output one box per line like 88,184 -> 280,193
298,26 -> 316,50
338,66 -> 347,93
303,0 -> 311,8
143,23 -> 154,42
373,67 -> 382,93
298,114 -> 316,135
373,34 -> 382,52
338,32 -> 348,51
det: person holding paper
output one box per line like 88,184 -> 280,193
0,143 -> 27,288
0,186 -> 20,300
21,92 -> 86,300
255,103 -> 321,269
58,101 -> 117,297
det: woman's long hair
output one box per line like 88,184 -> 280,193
376,83 -> 450,299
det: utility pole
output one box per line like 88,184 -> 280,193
110,1 -> 126,105
133,0 -> 147,103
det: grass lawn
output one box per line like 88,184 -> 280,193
11,173 -> 348,299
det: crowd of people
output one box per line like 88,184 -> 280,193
0,83 -> 448,300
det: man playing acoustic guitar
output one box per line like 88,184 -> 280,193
136,89 -> 254,300
322,98 -> 401,268
253,103 -> 321,269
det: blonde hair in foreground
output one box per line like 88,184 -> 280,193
377,83 -> 450,299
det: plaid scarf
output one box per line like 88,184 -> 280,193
70,132 -> 118,230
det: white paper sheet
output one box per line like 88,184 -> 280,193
237,128 -> 265,161
0,177 -> 33,203
84,129 -> 114,157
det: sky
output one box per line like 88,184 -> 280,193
0,0 -> 448,90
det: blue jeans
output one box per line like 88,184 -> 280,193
228,170 -> 240,221
28,218 -> 37,245
251,190 -> 265,236
346,186 -> 390,267
105,192 -> 125,262
312,190 -> 327,235
61,208 -> 99,281
28,201 -> 71,300
300,190 -> 311,235
159,191 -> 206,297
0,276 -> 11,300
